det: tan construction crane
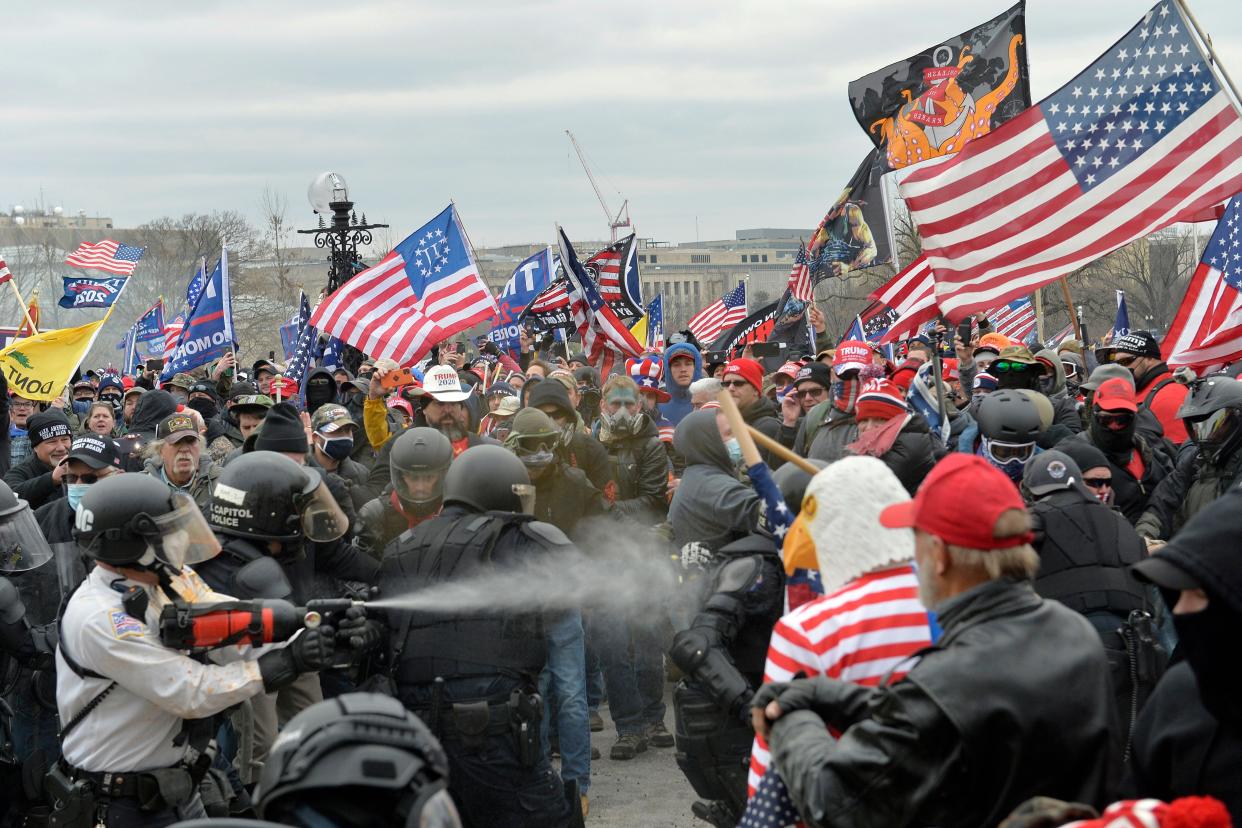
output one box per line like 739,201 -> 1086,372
566,129 -> 631,243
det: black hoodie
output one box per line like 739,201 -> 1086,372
525,381 -> 613,493
667,410 -> 761,552
303,368 -> 338,416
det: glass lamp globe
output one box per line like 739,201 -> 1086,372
308,172 -> 349,214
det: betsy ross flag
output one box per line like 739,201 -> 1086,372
0,258 -> 11,285
900,1 -> 1242,320
1164,197 -> 1242,367
558,226 -> 643,376
688,282 -> 748,344
987,296 -> 1038,341
312,205 -> 498,366
873,256 -> 939,344
786,245 -> 813,302
65,240 -> 146,276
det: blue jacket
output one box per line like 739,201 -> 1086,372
659,342 -> 703,426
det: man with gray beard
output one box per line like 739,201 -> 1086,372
751,454 -> 1119,828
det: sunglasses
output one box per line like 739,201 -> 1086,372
1082,476 -> 1113,488
1113,355 -> 1138,368
64,472 -> 107,485
990,360 -> 1034,374
720,379 -> 751,389
795,387 -> 827,400
1095,411 -> 1134,430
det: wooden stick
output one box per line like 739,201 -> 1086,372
1058,277 -> 1081,340
716,389 -> 763,468
747,424 -> 822,476
9,280 -> 37,337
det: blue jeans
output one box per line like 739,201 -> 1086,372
539,610 -> 590,794
590,611 -> 666,736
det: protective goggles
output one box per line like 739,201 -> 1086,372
1060,361 -> 1080,379
983,439 -> 1036,464
990,360 -> 1036,374
1094,411 -> 1135,431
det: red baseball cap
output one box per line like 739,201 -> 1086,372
879,454 -> 1033,550
723,358 -> 764,392
1093,377 -> 1138,412
833,340 -> 871,375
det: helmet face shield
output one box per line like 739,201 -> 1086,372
150,493 -> 222,570
0,505 -> 54,574
394,469 -> 446,508
296,481 -> 349,542
1189,407 -> 1239,447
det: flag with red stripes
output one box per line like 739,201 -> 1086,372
558,226 -> 643,375
589,234 -> 643,321
899,1 -> 1242,321
1164,196 -> 1242,367
787,245 -> 813,302
0,258 -> 11,285
687,282 -> 748,344
987,296 -> 1038,342
65,240 -> 146,276
873,255 -> 940,344
311,205 -> 498,366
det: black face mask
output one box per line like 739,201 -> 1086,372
1090,411 -> 1136,457
1173,601 -> 1242,722
188,397 -> 218,421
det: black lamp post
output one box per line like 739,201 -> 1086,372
297,172 -> 388,294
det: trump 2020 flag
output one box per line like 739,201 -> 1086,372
486,247 -> 556,355
899,1 -> 1242,320
163,249 -> 236,378
312,204 -> 498,366
59,275 -> 129,310
133,300 -> 166,345
1164,197 -> 1242,368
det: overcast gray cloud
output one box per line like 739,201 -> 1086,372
5,0 -> 1239,247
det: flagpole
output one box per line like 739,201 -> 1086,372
9,279 -> 37,337
1034,287 -> 1046,344
1175,0 -> 1242,111
1057,277 -> 1082,340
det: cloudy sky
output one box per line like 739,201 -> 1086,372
6,0 -> 1239,249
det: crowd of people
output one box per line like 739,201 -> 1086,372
0,317 -> 1239,828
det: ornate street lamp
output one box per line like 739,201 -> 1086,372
298,172 -> 388,293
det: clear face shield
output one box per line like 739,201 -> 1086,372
136,493 -> 222,572
294,475 -> 350,542
0,505 -> 55,575
392,466 -> 447,508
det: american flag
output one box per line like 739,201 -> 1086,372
786,245 -> 813,303
900,2 -> 1242,320
0,258 -> 11,285
590,235 -> 635,301
1044,321 -> 1077,349
527,281 -> 569,314
65,240 -> 146,276
687,282 -> 748,344
645,294 -> 665,352
558,226 -> 643,376
311,205 -> 498,366
873,255 -> 940,344
1164,196 -> 1242,367
986,296 -> 1038,341
738,768 -> 801,828
163,312 -> 185,358
186,259 -> 206,309
284,291 -> 317,385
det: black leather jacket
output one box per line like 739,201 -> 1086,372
765,579 -> 1119,828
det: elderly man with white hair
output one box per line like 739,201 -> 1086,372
689,377 -> 723,411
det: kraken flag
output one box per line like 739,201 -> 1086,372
849,1 -> 1030,171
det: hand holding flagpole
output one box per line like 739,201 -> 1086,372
0,258 -> 39,337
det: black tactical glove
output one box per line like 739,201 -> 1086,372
259,625 -> 337,692
335,606 -> 382,653
752,676 -> 877,734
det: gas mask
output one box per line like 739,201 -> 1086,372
601,394 -> 642,438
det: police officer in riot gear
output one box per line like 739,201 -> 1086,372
1023,451 -> 1165,744
377,444 -> 574,828
355,427 -> 452,559
667,463 -> 813,828
254,692 -> 460,828
52,474 -> 342,827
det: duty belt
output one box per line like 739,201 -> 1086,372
413,699 -> 513,742
63,760 -> 197,808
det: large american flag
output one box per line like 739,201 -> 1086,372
874,255 -> 939,344
900,2 -> 1242,320
65,240 -> 146,276
558,226 -> 643,376
687,282 -> 748,344
311,205 -> 498,366
1164,196 -> 1242,367
786,244 -> 813,302
987,296 -> 1038,342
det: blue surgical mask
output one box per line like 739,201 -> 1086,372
66,482 -> 90,511
725,437 -> 743,466
318,435 -> 354,460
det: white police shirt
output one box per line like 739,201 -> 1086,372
57,564 -> 267,772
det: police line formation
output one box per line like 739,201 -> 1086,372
5,0 -> 1242,824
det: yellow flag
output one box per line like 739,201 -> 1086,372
628,313 -> 648,348
0,312 -> 111,401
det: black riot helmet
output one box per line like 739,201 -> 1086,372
73,475 -> 220,571
256,692 -> 460,828
389,427 -> 453,517
209,452 -> 349,543
1179,375 -> 1242,464
443,445 -> 535,514
975,390 -> 1043,444
771,459 -> 828,518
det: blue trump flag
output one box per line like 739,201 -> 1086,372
1113,290 -> 1130,339
163,249 -> 235,378
133,300 -> 165,343
485,246 -> 556,355
60,275 -> 128,309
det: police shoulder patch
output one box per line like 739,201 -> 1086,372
109,609 -> 146,640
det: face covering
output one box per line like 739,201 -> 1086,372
725,438 -> 744,466
188,397 -> 218,421
979,438 -> 1029,482
318,435 -> 354,460
171,392 -> 189,406
71,399 -> 92,416
1173,601 -> 1242,723
66,482 -> 90,511
1090,410 -> 1136,457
